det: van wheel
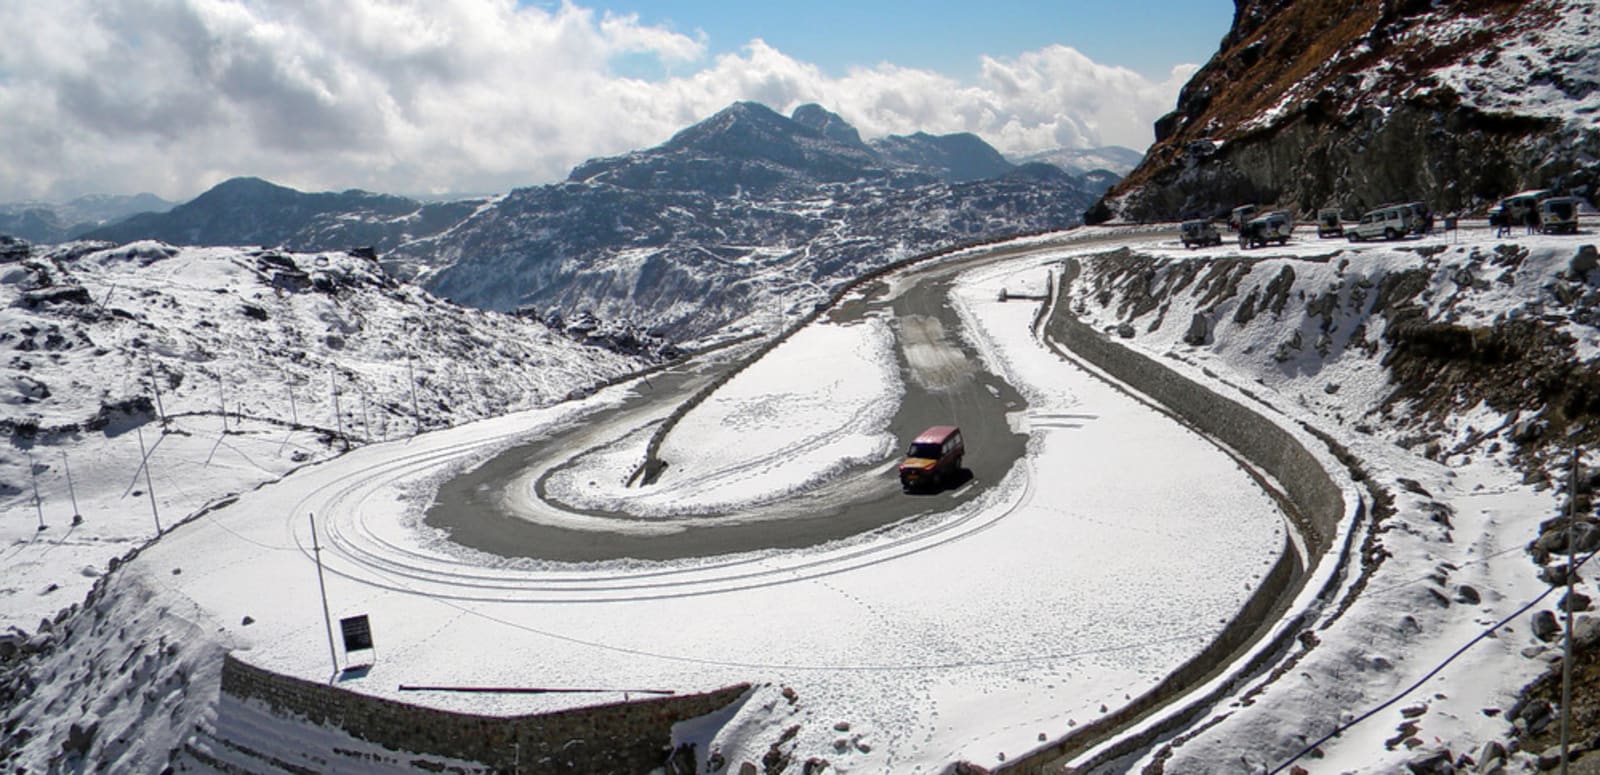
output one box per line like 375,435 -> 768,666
1385,228 -> 1398,240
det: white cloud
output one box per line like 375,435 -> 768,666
0,0 -> 1193,202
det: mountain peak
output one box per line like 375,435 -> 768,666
567,101 -> 892,196
790,104 -> 865,147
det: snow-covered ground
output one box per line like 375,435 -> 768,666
3,229 -> 1297,772
4,222 -> 1592,773
544,313 -> 904,517
1061,223 -> 1594,772
1,241 -> 648,633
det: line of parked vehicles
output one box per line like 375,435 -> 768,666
1178,190 -> 1583,250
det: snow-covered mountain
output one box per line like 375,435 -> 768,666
77,177 -> 485,255
407,101 -> 1102,342
0,193 -> 172,244
1091,0 -> 1600,222
27,102 -> 1102,344
0,237 -> 660,444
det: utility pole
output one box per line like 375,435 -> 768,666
407,356 -> 422,435
25,449 -> 44,531
146,354 -> 167,428
287,376 -> 300,427
309,512 -> 340,678
217,373 -> 229,432
330,366 -> 347,451
137,425 -> 162,534
62,451 -> 81,525
1562,447 -> 1580,774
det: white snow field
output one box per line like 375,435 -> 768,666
60,236 -> 1288,774
0,242 -> 647,635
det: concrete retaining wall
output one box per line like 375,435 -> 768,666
1045,259 -> 1346,553
219,655 -> 749,774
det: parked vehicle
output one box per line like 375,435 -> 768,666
1240,211 -> 1292,249
899,425 -> 964,492
1347,204 -> 1412,242
1181,219 -> 1222,248
1402,202 -> 1433,235
1538,196 -> 1580,234
1228,204 -> 1259,232
1496,190 -> 1552,229
1316,208 -> 1344,238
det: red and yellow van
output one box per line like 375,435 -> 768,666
898,425 -> 964,491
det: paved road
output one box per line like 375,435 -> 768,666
423,245 -> 1038,561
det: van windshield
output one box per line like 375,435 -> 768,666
907,442 -> 942,459
1546,201 -> 1575,219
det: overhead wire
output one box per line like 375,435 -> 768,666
1269,543 -> 1599,774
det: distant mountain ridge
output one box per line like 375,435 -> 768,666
79,177 -> 485,253
0,193 -> 172,243
31,101 -> 1106,342
403,101 -> 1102,340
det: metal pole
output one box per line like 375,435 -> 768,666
288,379 -> 300,427
330,367 -> 346,451
1561,447 -> 1578,774
147,354 -> 167,428
62,451 -> 81,525
309,512 -> 341,677
407,356 -> 422,435
25,449 -> 44,531
137,426 -> 162,534
360,391 -> 371,445
217,373 -> 228,432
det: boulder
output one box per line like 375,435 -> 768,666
1572,245 -> 1598,278
1532,610 -> 1561,642
1404,748 -> 1455,774
1183,313 -> 1210,345
1476,740 -> 1507,774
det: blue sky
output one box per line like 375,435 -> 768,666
562,0 -> 1234,81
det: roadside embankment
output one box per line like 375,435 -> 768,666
988,256 -> 1369,772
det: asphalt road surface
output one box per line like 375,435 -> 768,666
424,247 -> 1033,561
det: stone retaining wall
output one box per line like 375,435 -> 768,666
220,655 -> 749,773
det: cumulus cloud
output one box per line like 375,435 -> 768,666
0,0 -> 1194,202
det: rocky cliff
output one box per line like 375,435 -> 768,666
1089,0 -> 1600,223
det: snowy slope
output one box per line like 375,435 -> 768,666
0,239 -> 652,635
1061,224 -> 1600,772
